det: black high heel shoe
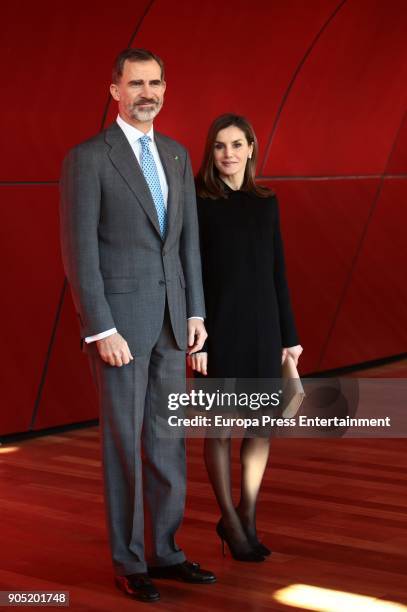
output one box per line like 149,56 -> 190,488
235,509 -> 272,556
251,540 -> 272,557
215,520 -> 265,562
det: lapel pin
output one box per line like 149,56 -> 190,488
174,155 -> 179,160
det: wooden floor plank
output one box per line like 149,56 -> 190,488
1,363 -> 407,610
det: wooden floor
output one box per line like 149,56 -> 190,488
1,367 -> 407,611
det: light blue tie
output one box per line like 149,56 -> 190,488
139,134 -> 168,237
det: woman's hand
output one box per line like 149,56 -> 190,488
187,351 -> 208,376
282,345 -> 303,367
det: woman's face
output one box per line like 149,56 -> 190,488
213,126 -> 254,180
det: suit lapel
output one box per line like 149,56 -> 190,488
154,132 -> 181,245
105,123 -> 162,238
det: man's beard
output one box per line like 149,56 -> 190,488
129,99 -> 162,122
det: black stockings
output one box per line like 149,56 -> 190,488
204,436 -> 270,547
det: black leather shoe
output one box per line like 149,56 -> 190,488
115,573 -> 160,602
148,560 -> 216,584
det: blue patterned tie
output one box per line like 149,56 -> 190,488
139,134 -> 168,237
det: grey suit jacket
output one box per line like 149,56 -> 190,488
59,122 -> 205,356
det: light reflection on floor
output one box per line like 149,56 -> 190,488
273,584 -> 407,611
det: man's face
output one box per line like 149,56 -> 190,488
110,59 -> 166,124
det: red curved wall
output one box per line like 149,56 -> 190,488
1,0 -> 406,435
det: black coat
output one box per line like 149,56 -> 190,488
197,182 -> 299,378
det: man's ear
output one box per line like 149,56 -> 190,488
110,83 -> 120,101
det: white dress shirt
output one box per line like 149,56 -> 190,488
85,115 -> 202,344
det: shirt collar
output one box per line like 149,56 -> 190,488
116,114 -> 154,144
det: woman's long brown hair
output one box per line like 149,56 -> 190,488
195,113 -> 274,199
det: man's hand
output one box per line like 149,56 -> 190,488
282,345 -> 303,367
96,332 -> 134,367
187,318 -> 207,354
187,352 -> 208,376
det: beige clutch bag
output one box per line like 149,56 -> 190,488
281,354 -> 305,418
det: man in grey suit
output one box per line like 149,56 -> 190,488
60,48 -> 216,602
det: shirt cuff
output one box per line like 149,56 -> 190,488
84,328 -> 117,343
187,316 -> 204,321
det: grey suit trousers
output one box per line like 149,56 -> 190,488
88,303 -> 187,575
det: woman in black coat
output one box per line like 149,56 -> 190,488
190,114 -> 303,561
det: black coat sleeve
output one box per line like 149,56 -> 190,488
193,195 -> 209,354
273,197 -> 300,347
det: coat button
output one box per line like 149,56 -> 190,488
158,280 -> 165,286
